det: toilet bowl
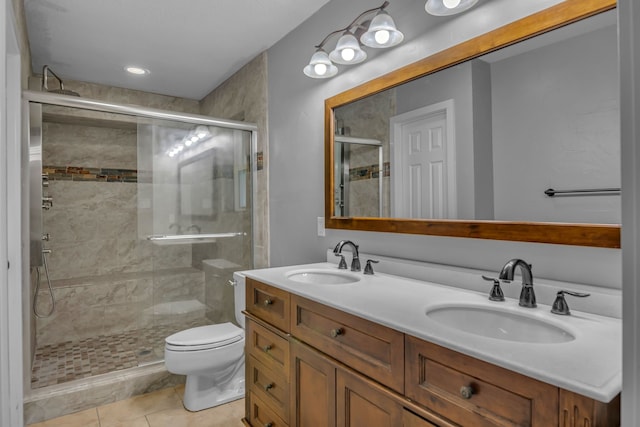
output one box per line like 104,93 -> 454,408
164,272 -> 247,412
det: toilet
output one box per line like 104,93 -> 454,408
164,273 -> 246,412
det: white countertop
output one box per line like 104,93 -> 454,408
240,261 -> 621,403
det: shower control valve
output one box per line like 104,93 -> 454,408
42,233 -> 50,241
42,196 -> 53,209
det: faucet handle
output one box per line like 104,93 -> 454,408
551,290 -> 590,315
335,253 -> 348,270
482,275 -> 505,301
364,259 -> 379,275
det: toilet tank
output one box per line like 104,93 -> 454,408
232,272 -> 247,329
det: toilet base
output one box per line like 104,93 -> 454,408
182,361 -> 245,412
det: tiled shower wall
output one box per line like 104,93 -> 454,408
37,117 -> 204,347
200,53 -> 269,269
334,90 -> 395,217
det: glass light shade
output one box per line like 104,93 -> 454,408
360,10 -> 404,48
303,49 -> 338,78
425,0 -> 478,16
329,32 -> 367,65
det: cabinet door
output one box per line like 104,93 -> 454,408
336,368 -> 403,427
290,339 -> 336,427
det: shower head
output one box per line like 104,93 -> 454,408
42,65 -> 80,97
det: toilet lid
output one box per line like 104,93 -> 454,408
165,323 -> 243,350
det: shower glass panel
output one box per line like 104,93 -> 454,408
334,137 -> 384,217
137,119 -> 253,364
27,94 -> 255,388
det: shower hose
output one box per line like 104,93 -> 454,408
33,249 -> 55,318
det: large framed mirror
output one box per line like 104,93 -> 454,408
325,0 -> 620,248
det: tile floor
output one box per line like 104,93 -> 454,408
31,321 -> 208,389
26,385 -> 245,427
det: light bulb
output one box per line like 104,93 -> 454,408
374,29 -> 390,45
314,63 -> 327,75
341,48 -> 355,62
443,0 -> 461,8
185,140 -> 193,147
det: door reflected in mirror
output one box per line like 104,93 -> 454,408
333,10 -> 619,225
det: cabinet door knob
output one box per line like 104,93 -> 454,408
264,382 -> 274,391
263,298 -> 273,306
264,423 -> 273,427
262,344 -> 272,353
460,385 -> 474,399
330,327 -> 344,338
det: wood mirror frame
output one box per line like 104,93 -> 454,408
324,0 -> 620,249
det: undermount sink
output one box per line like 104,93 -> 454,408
286,269 -> 361,285
426,304 -> 575,344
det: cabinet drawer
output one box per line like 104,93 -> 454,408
248,391 -> 288,427
246,318 -> 290,378
403,410 -> 439,427
248,355 -> 289,421
291,295 -> 404,393
405,336 -> 558,427
246,278 -> 290,332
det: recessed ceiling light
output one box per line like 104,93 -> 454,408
125,66 -> 150,75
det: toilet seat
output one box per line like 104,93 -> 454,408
165,323 -> 244,352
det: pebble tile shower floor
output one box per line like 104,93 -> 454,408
31,322 -> 206,388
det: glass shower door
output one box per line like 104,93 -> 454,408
137,119 -> 253,364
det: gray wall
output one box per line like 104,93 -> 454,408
491,24 -> 619,223
267,0 -> 621,289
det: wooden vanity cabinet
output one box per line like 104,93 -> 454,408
243,279 -> 620,427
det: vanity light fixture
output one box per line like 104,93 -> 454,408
329,31 -> 367,65
303,1 -> 404,79
303,49 -> 339,78
425,0 -> 478,16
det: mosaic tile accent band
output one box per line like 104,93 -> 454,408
349,161 -> 390,182
43,165 -> 138,183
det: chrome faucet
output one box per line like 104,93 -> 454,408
333,240 -> 361,271
498,258 -> 536,308
169,223 -> 182,234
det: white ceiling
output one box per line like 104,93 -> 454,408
24,0 -> 331,100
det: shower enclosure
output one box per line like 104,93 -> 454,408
334,135 -> 384,217
24,91 -> 256,390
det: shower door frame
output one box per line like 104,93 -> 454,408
22,90 -> 259,388
23,89 -> 259,274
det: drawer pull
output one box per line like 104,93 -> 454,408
264,423 -> 273,427
330,327 -> 344,338
262,344 -> 272,352
264,382 -> 274,391
263,298 -> 273,306
460,385 -> 474,399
